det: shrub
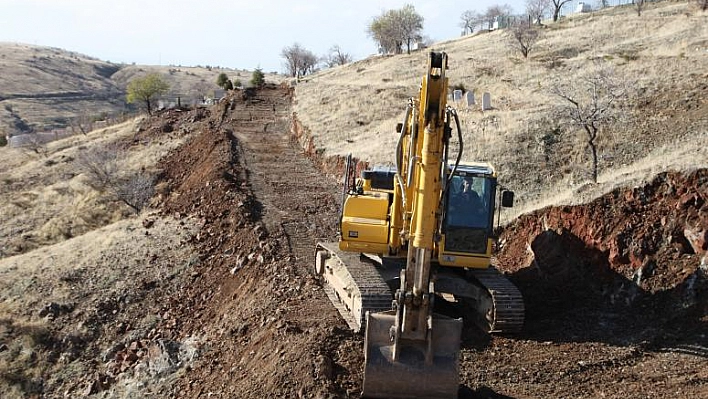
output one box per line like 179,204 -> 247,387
74,146 -> 155,213
216,73 -> 233,90
250,68 -> 265,87
74,145 -> 121,190
113,173 -> 155,213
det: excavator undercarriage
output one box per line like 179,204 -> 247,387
315,243 -> 524,334
315,243 -> 523,398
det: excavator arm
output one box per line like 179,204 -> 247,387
362,52 -> 463,399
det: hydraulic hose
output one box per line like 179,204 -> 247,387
395,100 -> 413,211
447,107 -> 464,183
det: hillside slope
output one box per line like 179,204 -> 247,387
0,43 -> 123,133
0,2 -> 706,398
0,43 -> 276,136
294,2 -> 708,217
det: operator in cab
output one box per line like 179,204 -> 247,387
447,176 -> 488,228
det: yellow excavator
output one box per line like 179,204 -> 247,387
315,52 -> 523,398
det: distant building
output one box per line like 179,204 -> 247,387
492,15 -> 515,30
410,40 -> 428,51
576,2 -> 593,13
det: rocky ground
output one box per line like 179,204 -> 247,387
1,85 -> 706,398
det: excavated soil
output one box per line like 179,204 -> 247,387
468,170 -> 708,398
136,86 -> 705,398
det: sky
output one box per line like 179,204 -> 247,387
1,0 -> 538,73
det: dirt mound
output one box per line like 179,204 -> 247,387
498,169 -> 707,296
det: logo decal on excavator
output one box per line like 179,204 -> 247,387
348,231 -> 359,238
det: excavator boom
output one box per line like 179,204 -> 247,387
363,52 -> 463,399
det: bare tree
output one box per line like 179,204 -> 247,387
459,10 -> 483,34
23,133 -> 48,158
75,145 -> 122,190
69,114 -> 94,135
398,5 -> 424,54
368,14 -> 401,54
281,43 -> 318,78
324,45 -> 353,68
507,20 -> 542,58
526,0 -> 551,24
551,65 -> 629,183
299,51 -> 319,77
550,0 -> 572,21
635,0 -> 646,16
75,145 -> 155,213
190,80 -> 212,103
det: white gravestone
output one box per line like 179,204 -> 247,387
482,92 -> 492,111
465,91 -> 475,107
453,90 -> 463,103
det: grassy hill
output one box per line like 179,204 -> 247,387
293,1 -> 708,218
0,43 -> 277,136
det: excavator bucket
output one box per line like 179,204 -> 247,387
362,311 -> 463,399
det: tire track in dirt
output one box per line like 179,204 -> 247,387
216,85 -> 366,397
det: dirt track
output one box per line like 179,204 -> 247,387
139,86 -> 706,397
152,85 -> 365,398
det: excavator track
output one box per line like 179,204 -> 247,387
436,265 -> 524,334
468,267 -> 525,333
315,242 -> 392,332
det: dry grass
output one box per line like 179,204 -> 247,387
0,215 -> 200,398
0,115 -> 201,394
294,2 -> 708,218
0,117 -> 193,258
0,216 -> 198,311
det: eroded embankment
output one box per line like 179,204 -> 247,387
497,169 -> 707,342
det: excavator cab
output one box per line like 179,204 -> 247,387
445,173 -> 494,230
439,163 -> 510,269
